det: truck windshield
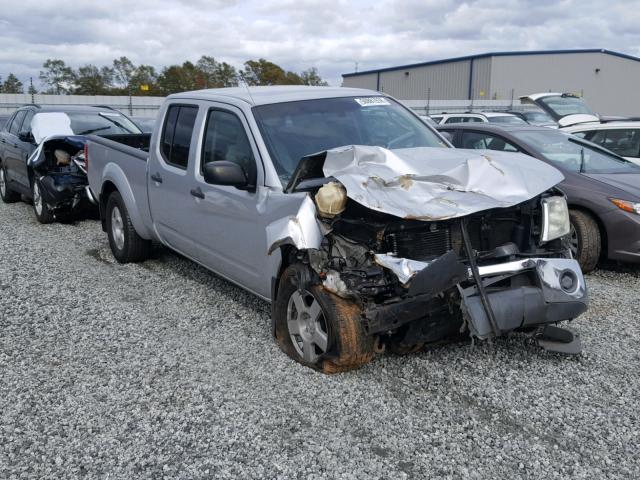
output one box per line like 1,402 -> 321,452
252,96 -> 447,183
68,112 -> 141,135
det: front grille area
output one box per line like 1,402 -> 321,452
385,224 -> 452,261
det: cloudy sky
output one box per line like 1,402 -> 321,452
0,0 -> 639,88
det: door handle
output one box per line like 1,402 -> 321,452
150,173 -> 163,183
190,187 -> 205,199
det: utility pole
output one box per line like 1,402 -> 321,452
30,77 -> 35,104
426,87 -> 431,115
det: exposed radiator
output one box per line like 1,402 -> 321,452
385,224 -> 452,261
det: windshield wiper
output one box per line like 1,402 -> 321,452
99,113 -> 136,133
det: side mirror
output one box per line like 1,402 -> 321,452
439,131 -> 453,143
203,161 -> 248,188
18,131 -> 35,143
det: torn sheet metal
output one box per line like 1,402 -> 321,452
322,145 -> 564,220
374,253 -> 431,285
266,195 -> 323,254
31,113 -> 74,144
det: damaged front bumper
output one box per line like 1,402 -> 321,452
365,255 -> 587,351
459,257 -> 587,338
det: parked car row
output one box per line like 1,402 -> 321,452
5,85 -> 628,373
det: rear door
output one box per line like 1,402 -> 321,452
190,104 -> 266,294
147,103 -> 200,253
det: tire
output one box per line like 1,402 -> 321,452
0,164 -> 20,203
31,178 -> 55,224
569,209 -> 601,273
105,191 -> 151,263
274,263 -> 374,373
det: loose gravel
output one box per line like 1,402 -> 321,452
1,199 -> 639,480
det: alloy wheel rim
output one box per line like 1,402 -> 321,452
287,289 -> 329,363
111,206 -> 125,250
569,224 -> 579,257
33,182 -> 43,215
0,168 -> 5,196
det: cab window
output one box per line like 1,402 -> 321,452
201,109 -> 257,185
160,105 -> 198,169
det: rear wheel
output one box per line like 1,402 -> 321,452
105,191 -> 151,263
0,165 -> 20,203
569,209 -> 601,273
274,263 -> 374,373
32,179 -> 55,224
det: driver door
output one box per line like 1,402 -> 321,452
189,105 -> 266,295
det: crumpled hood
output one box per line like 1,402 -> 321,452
322,146 -> 565,220
583,173 -> 640,201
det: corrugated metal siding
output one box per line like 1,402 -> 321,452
489,52 -> 640,115
375,60 -> 471,100
342,73 -> 378,90
470,57 -> 491,99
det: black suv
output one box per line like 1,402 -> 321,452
0,104 -> 141,222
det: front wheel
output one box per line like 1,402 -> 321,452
274,263 -> 374,373
32,179 -> 55,224
105,191 -> 151,263
569,209 -> 601,273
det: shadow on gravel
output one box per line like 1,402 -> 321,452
595,260 -> 640,277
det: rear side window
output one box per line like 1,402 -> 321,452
589,129 -> 640,158
460,131 -> 520,152
161,105 -> 198,169
9,111 -> 26,135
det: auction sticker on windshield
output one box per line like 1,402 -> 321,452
355,97 -> 391,107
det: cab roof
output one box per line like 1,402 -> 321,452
170,86 -> 384,106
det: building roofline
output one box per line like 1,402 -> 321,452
342,49 -> 640,78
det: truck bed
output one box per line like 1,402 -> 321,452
86,133 -> 154,239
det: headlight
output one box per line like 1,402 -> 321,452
541,196 -> 570,242
610,198 -> 640,215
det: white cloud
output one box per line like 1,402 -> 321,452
0,0 -> 638,88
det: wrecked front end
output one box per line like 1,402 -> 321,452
269,146 -> 588,355
28,136 -> 95,214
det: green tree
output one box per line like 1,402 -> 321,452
2,73 -> 24,93
195,55 -> 238,88
130,64 -> 159,95
73,65 -> 114,95
300,67 -> 328,86
242,59 -> 288,86
39,59 -> 75,94
157,62 -> 201,94
112,56 -> 136,93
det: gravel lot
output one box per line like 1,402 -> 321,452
1,199 -> 639,480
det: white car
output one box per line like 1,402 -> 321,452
519,93 -> 601,127
429,112 -> 527,125
563,122 -> 640,165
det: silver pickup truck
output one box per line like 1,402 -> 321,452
87,86 -> 588,372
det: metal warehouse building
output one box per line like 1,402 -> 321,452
342,49 -> 640,116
